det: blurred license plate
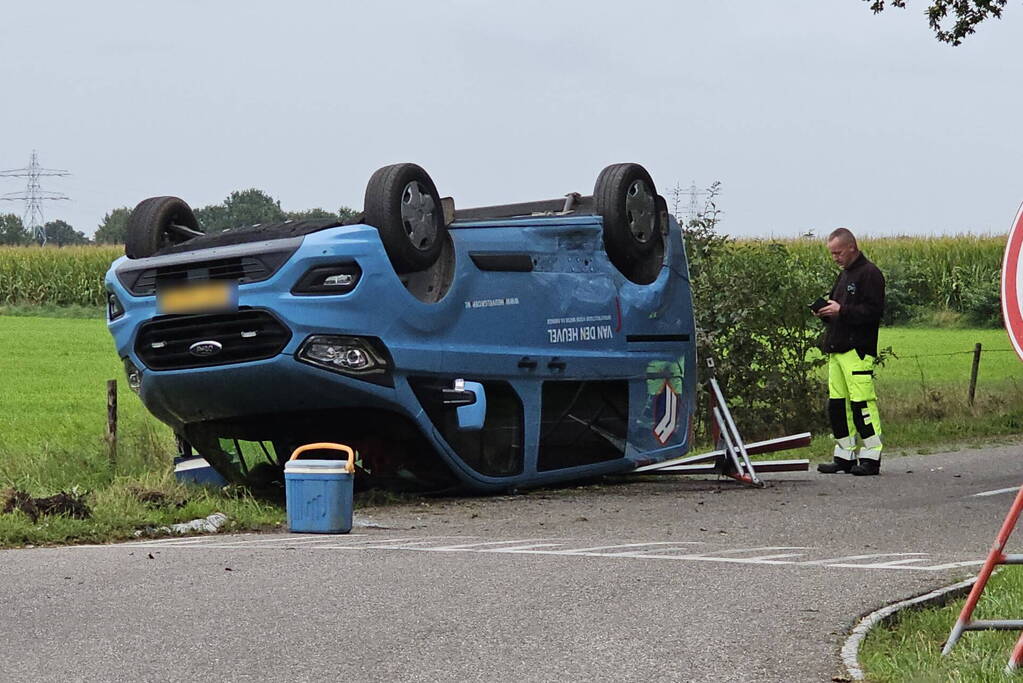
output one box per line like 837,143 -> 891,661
157,281 -> 238,314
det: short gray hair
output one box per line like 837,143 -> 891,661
828,227 -> 857,248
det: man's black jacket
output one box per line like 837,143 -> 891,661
822,253 -> 885,358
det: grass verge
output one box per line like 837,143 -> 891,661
861,570 -> 1023,682
0,474 -> 283,546
794,327 -> 1023,462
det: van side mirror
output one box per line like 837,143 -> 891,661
443,379 -> 486,431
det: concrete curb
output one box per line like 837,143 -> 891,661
841,576 -> 978,681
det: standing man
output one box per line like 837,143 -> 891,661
814,228 -> 886,476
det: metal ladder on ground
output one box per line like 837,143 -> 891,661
705,359 -> 763,488
943,483 -> 1023,673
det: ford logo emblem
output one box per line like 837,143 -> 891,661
189,340 -> 223,357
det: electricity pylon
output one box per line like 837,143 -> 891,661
0,151 -> 71,245
669,181 -> 711,224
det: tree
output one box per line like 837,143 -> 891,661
43,220 -> 90,247
94,207 -> 130,244
681,183 -> 832,438
0,213 -> 30,245
865,0 -> 1007,45
284,207 -> 360,222
195,189 -> 286,233
284,208 -> 337,221
193,189 -> 360,233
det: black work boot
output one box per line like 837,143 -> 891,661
817,458 -> 854,474
850,458 -> 880,476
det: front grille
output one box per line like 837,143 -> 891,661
126,256 -> 268,295
116,247 -> 297,296
135,309 -> 292,370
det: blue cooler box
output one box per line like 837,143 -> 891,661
285,456 -> 354,534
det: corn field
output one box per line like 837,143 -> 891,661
0,236 -> 1009,314
779,234 -> 1005,304
0,245 -> 121,307
744,234 -> 1007,326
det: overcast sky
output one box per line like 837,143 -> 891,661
1,1 -> 1019,239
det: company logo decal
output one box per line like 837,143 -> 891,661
189,340 -> 223,357
545,313 -> 615,344
652,380 -> 679,444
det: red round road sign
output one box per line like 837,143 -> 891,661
1002,202 -> 1023,362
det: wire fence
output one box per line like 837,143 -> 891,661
875,344 -> 1022,407
893,348 -> 1014,359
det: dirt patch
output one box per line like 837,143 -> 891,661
127,487 -> 186,509
1,488 -> 92,522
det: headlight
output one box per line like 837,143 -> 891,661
123,358 -> 142,394
291,263 -> 362,295
107,291 -> 125,321
296,335 -> 393,386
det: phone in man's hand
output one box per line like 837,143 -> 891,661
809,297 -> 828,313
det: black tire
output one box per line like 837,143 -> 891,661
125,196 -> 202,259
594,163 -> 663,281
363,163 -> 446,273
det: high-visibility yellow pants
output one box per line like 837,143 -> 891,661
828,350 -> 883,462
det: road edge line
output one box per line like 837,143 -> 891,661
841,575 -> 978,680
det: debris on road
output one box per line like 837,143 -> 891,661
134,512 -> 228,537
353,514 -> 393,529
1,488 -> 91,522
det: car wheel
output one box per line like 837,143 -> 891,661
125,196 -> 203,259
363,163 -> 446,273
594,163 -> 664,282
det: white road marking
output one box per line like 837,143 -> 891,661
120,536 -> 236,547
971,486 -> 1021,498
80,535 -> 985,572
111,533 -> 372,549
338,539 -> 461,550
797,553 -> 925,566
681,546 -> 810,558
613,546 -> 709,556
640,554 -> 803,566
207,536 -> 354,546
918,560 -> 986,571
742,552 -> 808,561
557,542 -> 698,554
426,539 -> 556,551
480,543 -> 566,552
337,536 -> 462,546
835,558 -> 932,569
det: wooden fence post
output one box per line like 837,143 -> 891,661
968,343 -> 982,407
105,379 -> 117,466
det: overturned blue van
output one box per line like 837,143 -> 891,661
104,163 -> 697,492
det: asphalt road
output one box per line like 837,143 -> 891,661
2,444 -> 1021,682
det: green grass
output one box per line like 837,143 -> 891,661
861,570 -> 1023,682
877,327 -> 1019,388
0,317 -> 167,486
872,327 -> 1023,456
0,476 -> 282,546
0,302 -> 103,319
0,316 -> 284,545
786,328 -> 1023,463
